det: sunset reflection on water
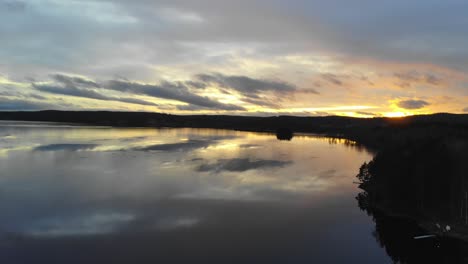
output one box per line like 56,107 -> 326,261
0,121 -> 392,263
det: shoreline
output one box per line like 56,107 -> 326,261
1,110 -> 466,149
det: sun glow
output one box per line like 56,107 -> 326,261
383,112 -> 412,118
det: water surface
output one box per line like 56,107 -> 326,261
0,121 -> 392,263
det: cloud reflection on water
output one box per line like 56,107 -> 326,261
0,123 -> 386,263
196,158 -> 292,173
34,144 -> 98,152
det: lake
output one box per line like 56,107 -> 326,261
0,121 -> 453,263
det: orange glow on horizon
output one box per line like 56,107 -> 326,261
383,112 -> 412,118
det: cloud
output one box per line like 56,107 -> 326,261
33,75 -> 161,107
355,111 -> 377,116
397,99 -> 430,109
394,72 -> 421,82
0,98 -> 58,110
3,0 -> 468,81
196,73 -> 300,94
394,71 -> 442,87
321,73 -> 343,86
112,97 -> 160,107
52,74 -> 100,88
194,73 -> 314,108
33,73 -> 302,111
463,107 -> 468,113
34,83 -> 109,101
1,1 -> 467,114
185,80 -> 207,89
1,0 -> 26,12
0,90 -> 47,100
196,158 -> 292,173
5,71 -> 321,112
424,74 -> 442,85
106,80 -> 245,111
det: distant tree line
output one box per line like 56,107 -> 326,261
0,111 -> 467,146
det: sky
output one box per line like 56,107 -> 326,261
1,0 -> 468,117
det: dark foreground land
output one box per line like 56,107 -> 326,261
1,111 -> 468,246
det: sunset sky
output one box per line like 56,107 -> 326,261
1,0 -> 467,117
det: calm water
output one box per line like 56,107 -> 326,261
0,121 -> 398,263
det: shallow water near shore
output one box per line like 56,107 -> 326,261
0,121 -> 465,263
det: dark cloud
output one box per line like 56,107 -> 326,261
321,73 -> 343,86
397,99 -> 430,109
2,0 -> 26,12
196,158 -> 292,173
34,72 -> 317,111
424,74 -> 442,85
28,93 -> 47,100
196,73 -> 301,94
106,80 -> 245,111
0,98 -> 57,110
128,97 -> 163,108
52,74 -> 100,88
394,72 -> 420,82
0,90 -> 46,100
34,144 -> 98,152
394,71 -> 442,87
2,0 -> 468,81
193,73 -> 315,108
0,91 -> 17,97
35,73 -> 291,111
355,111 -> 377,116
312,111 -> 331,116
33,82 -> 160,107
34,83 -> 109,101
185,81 -> 207,89
358,76 -> 375,86
0,0 -> 464,114
115,97 -> 160,107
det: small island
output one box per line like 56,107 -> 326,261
275,127 -> 294,141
